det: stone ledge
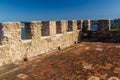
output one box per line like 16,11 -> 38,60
21,40 -> 32,43
41,36 -> 51,39
56,34 -> 62,37
67,31 -> 73,34
77,30 -> 81,31
0,45 -> 6,48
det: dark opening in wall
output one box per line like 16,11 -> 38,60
91,20 -> 98,30
0,23 -> 3,45
119,19 -> 120,30
74,41 -> 77,44
77,20 -> 82,30
23,57 -> 28,61
56,21 -> 62,34
21,22 -> 32,40
82,20 -> 89,31
41,21 -> 50,36
58,46 -> 61,50
111,19 -> 119,30
67,21 -> 73,32
21,23 -> 26,40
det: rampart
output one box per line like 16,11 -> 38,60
0,19 -> 120,66
0,20 -> 81,66
81,20 -> 120,42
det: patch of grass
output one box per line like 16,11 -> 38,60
111,24 -> 119,30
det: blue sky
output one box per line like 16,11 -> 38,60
0,0 -> 120,22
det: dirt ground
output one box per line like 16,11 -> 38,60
0,42 -> 120,80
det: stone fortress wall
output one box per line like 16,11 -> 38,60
83,20 -> 120,42
0,19 -> 120,66
0,20 -> 82,66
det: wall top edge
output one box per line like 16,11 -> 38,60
0,19 -> 114,23
1,22 -> 20,24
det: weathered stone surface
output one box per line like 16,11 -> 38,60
0,20 -> 80,66
95,48 -> 103,51
0,19 -> 120,67
113,67 -> 120,73
108,77 -> 120,80
0,42 -> 120,80
17,73 -> 28,79
88,76 -> 100,80
82,63 -> 93,70
97,20 -> 111,31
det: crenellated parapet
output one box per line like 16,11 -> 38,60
0,20 -> 82,66
97,20 -> 111,31
0,19 -> 120,66
0,22 -> 21,45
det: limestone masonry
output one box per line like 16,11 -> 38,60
0,19 -> 120,66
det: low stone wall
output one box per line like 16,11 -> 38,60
0,20 -> 81,66
81,30 -> 120,42
0,19 -> 120,66
81,20 -> 120,42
